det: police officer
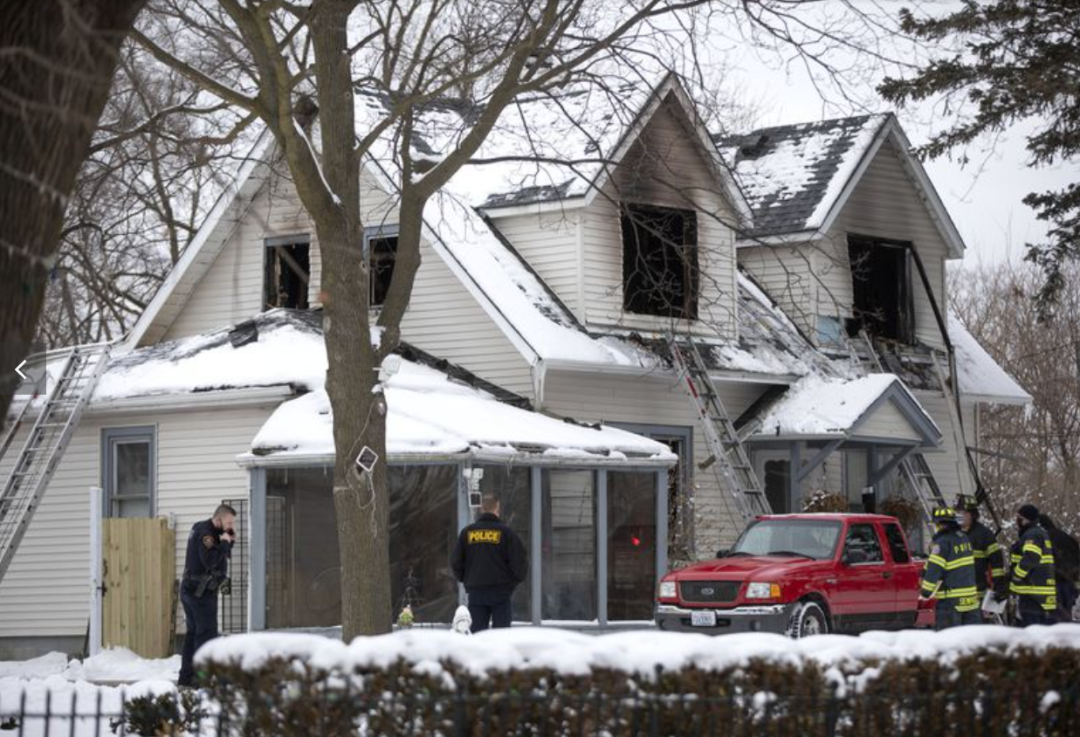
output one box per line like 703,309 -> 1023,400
177,504 -> 236,687
957,494 -> 1007,611
450,493 -> 527,633
1008,504 -> 1056,626
920,505 -> 979,629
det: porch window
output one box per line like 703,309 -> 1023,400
621,204 -> 698,319
478,465 -> 532,618
542,470 -> 597,621
365,226 -> 398,307
264,235 -> 311,310
847,235 -> 915,344
102,426 -> 154,518
607,471 -> 657,621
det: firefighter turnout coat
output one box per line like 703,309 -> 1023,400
967,521 -> 1006,594
1010,524 -> 1057,612
921,528 -> 979,613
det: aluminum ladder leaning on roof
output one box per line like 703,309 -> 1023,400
668,336 -> 771,528
0,344 -> 112,584
848,331 -> 946,526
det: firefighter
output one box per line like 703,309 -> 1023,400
920,505 -> 979,629
956,494 -> 1007,612
1008,504 -> 1057,626
177,504 -> 236,687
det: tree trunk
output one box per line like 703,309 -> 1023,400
0,0 -> 146,421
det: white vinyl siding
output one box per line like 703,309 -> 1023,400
580,98 -> 739,338
399,238 -> 534,398
737,244 -> 817,337
817,138 -> 951,349
915,391 -> 978,499
489,211 -> 583,321
0,405 -> 273,639
856,402 -> 922,442
541,370 -> 768,554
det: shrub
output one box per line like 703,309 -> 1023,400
110,690 -> 204,737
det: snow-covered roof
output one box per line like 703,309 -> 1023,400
753,373 -> 940,443
714,115 -> 886,237
949,312 -> 1031,406
247,359 -> 675,466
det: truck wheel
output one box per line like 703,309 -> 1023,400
786,601 -> 828,639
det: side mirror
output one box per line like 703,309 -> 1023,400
716,549 -> 728,559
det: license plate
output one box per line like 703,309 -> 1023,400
690,610 -> 717,627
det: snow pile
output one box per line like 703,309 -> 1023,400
250,358 -> 676,462
948,312 -> 1030,405
62,649 -> 180,683
95,312 -> 326,401
199,625 -> 1080,680
755,373 -> 930,436
0,652 -> 68,680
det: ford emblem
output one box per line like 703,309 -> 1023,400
701,587 -> 715,596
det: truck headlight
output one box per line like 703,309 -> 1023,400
658,581 -> 677,599
745,582 -> 781,599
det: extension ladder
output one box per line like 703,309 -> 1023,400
669,337 -> 771,527
0,344 -> 111,584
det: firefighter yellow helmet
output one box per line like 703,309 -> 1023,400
933,505 -> 959,524
955,494 -> 979,513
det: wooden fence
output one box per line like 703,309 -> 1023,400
102,517 -> 176,658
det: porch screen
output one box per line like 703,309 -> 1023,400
478,465 -> 531,619
542,470 -> 597,621
607,472 -> 657,621
265,464 -> 458,629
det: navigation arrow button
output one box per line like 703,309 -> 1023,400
15,360 -> 28,381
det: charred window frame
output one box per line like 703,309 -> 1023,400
264,235 -> 311,310
847,235 -> 916,344
365,225 -> 399,308
620,204 -> 698,319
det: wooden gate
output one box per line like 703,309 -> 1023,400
102,518 -> 176,658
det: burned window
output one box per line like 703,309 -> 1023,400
264,237 -> 311,310
368,233 -> 398,307
847,235 -> 915,344
621,204 -> 698,319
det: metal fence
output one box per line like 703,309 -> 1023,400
1,684 -> 1077,737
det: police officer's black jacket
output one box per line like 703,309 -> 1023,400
451,513 -> 528,593
965,520 -> 1006,594
184,519 -> 232,580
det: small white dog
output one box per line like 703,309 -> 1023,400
452,605 -> 473,635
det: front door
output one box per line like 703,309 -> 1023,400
753,450 -> 791,515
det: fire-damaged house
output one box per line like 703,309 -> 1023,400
0,74 -> 1029,656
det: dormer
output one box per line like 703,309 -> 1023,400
723,114 -> 964,353
476,75 -> 750,340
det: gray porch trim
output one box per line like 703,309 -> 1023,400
249,467 -> 267,631
530,466 -> 542,625
596,470 -> 608,627
848,384 -> 943,447
794,438 -> 845,483
867,446 -> 917,486
655,470 -> 668,580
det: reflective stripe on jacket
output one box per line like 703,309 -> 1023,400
1010,524 -> 1056,611
966,521 -> 1006,593
921,529 -> 979,613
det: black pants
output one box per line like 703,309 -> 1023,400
178,586 -> 219,687
935,602 -> 980,630
1015,596 -> 1055,627
467,595 -> 512,633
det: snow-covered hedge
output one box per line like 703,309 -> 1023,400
192,627 -> 1080,736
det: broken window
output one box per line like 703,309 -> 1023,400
368,231 -> 398,307
847,235 -> 915,344
621,204 -> 698,319
264,236 -> 311,310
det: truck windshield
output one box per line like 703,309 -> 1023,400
730,519 -> 843,560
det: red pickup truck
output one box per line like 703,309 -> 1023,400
655,513 -> 931,637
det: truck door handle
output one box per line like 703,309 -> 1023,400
882,571 -> 893,579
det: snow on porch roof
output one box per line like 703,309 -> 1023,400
948,312 -> 1031,406
244,360 -> 676,466
752,373 -> 941,444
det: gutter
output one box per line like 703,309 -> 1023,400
237,448 -> 676,469
540,357 -> 800,386
88,386 -> 293,415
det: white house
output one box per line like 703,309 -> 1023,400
0,74 -> 1029,657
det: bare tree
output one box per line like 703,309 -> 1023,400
950,261 -> 1080,536
0,0 -> 148,421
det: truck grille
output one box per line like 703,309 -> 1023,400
680,581 -> 739,604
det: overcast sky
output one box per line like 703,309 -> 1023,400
711,2 -> 1077,270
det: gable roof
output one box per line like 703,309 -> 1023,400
714,115 -> 966,258
948,312 -> 1031,405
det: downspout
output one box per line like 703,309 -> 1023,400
533,358 -> 547,411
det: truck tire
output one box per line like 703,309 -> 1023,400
785,601 -> 829,639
